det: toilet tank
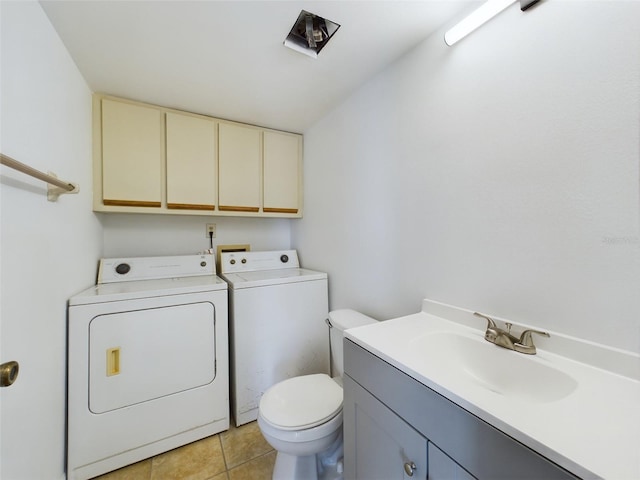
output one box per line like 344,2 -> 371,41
328,309 -> 378,378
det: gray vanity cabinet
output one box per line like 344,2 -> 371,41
428,443 -> 476,480
343,375 -> 428,479
344,374 -> 473,479
343,340 -> 580,480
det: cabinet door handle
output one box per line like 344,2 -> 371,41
404,461 -> 416,476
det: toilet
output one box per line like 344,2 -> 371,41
258,309 -> 378,480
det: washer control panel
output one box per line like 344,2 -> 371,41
220,250 -> 299,274
98,254 -> 215,284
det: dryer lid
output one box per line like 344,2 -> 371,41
259,374 -> 342,430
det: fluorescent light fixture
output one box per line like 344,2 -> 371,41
444,0 -> 516,46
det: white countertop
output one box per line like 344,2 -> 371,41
345,300 -> 640,480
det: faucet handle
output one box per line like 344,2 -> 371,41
473,312 -> 497,329
518,329 -> 550,347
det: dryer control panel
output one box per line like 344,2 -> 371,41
220,250 -> 299,274
98,254 -> 215,284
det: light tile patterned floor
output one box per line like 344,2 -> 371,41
92,421 -> 275,480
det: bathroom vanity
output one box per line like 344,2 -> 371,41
344,341 -> 577,479
343,300 -> 640,480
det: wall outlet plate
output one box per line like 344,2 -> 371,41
206,223 -> 216,238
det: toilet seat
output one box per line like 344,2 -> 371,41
259,374 -> 343,431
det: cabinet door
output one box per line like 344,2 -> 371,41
101,99 -> 162,207
166,112 -> 216,211
263,131 -> 301,214
344,375 -> 427,479
218,123 -> 261,212
428,443 -> 476,480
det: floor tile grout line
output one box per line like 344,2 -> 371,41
219,422 -> 275,470
226,449 -> 276,473
218,433 -> 230,472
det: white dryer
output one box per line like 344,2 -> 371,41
67,254 -> 228,480
219,250 -> 328,426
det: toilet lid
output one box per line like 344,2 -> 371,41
259,374 -> 343,430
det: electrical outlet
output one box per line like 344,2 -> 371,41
206,223 -> 216,238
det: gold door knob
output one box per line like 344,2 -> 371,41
0,361 -> 19,387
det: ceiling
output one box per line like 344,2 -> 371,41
40,1 -> 476,133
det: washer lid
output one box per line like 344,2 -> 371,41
259,374 -> 342,430
220,267 -> 326,289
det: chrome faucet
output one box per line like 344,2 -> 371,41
473,312 -> 549,355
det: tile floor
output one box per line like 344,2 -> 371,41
93,421 -> 275,480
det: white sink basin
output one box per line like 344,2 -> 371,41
409,332 -> 578,403
345,301 -> 640,480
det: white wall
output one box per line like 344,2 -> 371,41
0,4 -> 291,477
101,214 -> 291,258
0,2 -> 102,479
293,1 -> 640,354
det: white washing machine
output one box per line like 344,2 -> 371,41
67,254 -> 228,480
219,250 -> 328,426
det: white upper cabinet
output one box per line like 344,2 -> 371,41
100,98 -> 163,207
263,131 -> 302,214
93,94 -> 303,217
218,123 -> 262,213
166,112 -> 217,211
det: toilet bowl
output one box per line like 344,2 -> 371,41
258,310 -> 378,480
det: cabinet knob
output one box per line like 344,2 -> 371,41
403,461 -> 416,476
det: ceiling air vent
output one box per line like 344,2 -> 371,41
284,10 -> 340,58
